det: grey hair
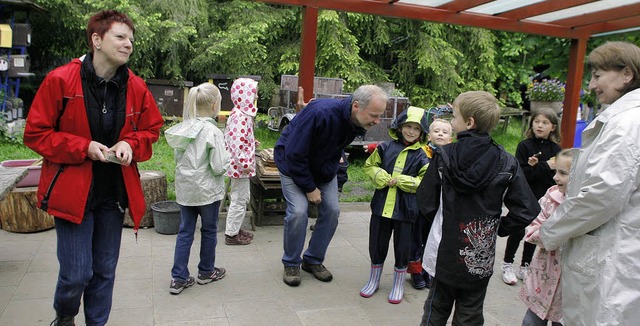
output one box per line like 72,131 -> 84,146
352,85 -> 388,109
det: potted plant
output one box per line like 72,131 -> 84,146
527,78 -> 565,114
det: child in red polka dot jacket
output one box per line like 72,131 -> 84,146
223,78 -> 260,245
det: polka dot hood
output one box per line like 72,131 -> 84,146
224,78 -> 259,178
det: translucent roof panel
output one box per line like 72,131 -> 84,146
255,0 -> 640,38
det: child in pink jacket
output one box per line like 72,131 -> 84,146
519,148 -> 573,326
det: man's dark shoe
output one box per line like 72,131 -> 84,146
301,262 -> 333,282
283,266 -> 301,286
50,314 -> 75,326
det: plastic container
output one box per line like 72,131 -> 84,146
1,159 -> 41,187
574,120 -> 588,148
151,201 -> 181,234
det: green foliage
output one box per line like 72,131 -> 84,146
0,138 -> 38,161
138,134 -> 176,200
20,0 -> 640,115
0,116 -> 24,145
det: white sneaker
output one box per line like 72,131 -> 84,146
502,262 -> 517,285
516,264 -> 529,281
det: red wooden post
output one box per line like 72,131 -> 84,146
298,6 -> 318,111
561,38 -> 588,149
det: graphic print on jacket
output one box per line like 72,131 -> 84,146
459,216 -> 499,278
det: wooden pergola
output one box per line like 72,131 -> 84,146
253,0 -> 640,148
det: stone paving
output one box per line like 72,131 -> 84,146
0,203 -> 528,325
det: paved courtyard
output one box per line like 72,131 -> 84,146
0,203 -> 528,325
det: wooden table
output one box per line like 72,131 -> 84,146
0,166 -> 28,203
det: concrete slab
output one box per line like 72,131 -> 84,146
0,202 -> 529,325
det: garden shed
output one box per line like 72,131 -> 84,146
254,0 -> 640,148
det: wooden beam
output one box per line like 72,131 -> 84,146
498,0 -> 596,20
561,38 -> 588,149
298,5 -> 319,110
551,4 -> 640,29
437,0 -> 492,12
577,16 -> 640,36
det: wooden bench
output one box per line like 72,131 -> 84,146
499,107 -> 528,135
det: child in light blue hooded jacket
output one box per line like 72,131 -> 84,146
165,82 -> 230,295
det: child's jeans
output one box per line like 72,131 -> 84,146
171,201 -> 221,281
522,309 -> 562,326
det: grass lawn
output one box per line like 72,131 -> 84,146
0,114 -> 526,202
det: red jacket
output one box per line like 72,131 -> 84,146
23,57 -> 163,231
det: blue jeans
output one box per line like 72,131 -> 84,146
171,201 -> 221,281
280,173 -> 339,266
53,201 -> 124,326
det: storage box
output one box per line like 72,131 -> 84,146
1,159 -> 41,188
11,23 -> 31,46
0,54 -> 31,77
146,79 -> 193,116
0,24 -> 11,48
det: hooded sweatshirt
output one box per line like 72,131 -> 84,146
225,78 -> 258,179
418,130 -> 540,289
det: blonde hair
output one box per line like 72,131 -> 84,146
429,118 -> 452,132
526,107 -> 561,143
453,91 -> 500,134
556,148 -> 574,160
183,82 -> 221,120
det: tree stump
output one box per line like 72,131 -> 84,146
123,170 -> 167,228
0,186 -> 54,233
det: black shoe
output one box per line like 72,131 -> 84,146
50,314 -> 75,326
301,262 -> 333,282
411,273 -> 427,289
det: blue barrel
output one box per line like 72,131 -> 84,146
573,120 -> 588,147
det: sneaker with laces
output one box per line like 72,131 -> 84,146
169,276 -> 195,295
502,262 -> 517,285
225,234 -> 251,245
283,266 -> 301,286
516,264 -> 529,281
301,262 -> 333,282
197,267 -> 226,284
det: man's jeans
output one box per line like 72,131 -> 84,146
280,174 -> 340,266
172,201 -> 221,280
53,202 -> 124,326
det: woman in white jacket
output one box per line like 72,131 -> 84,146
539,41 -> 640,325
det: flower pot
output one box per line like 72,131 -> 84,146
530,101 -> 563,115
